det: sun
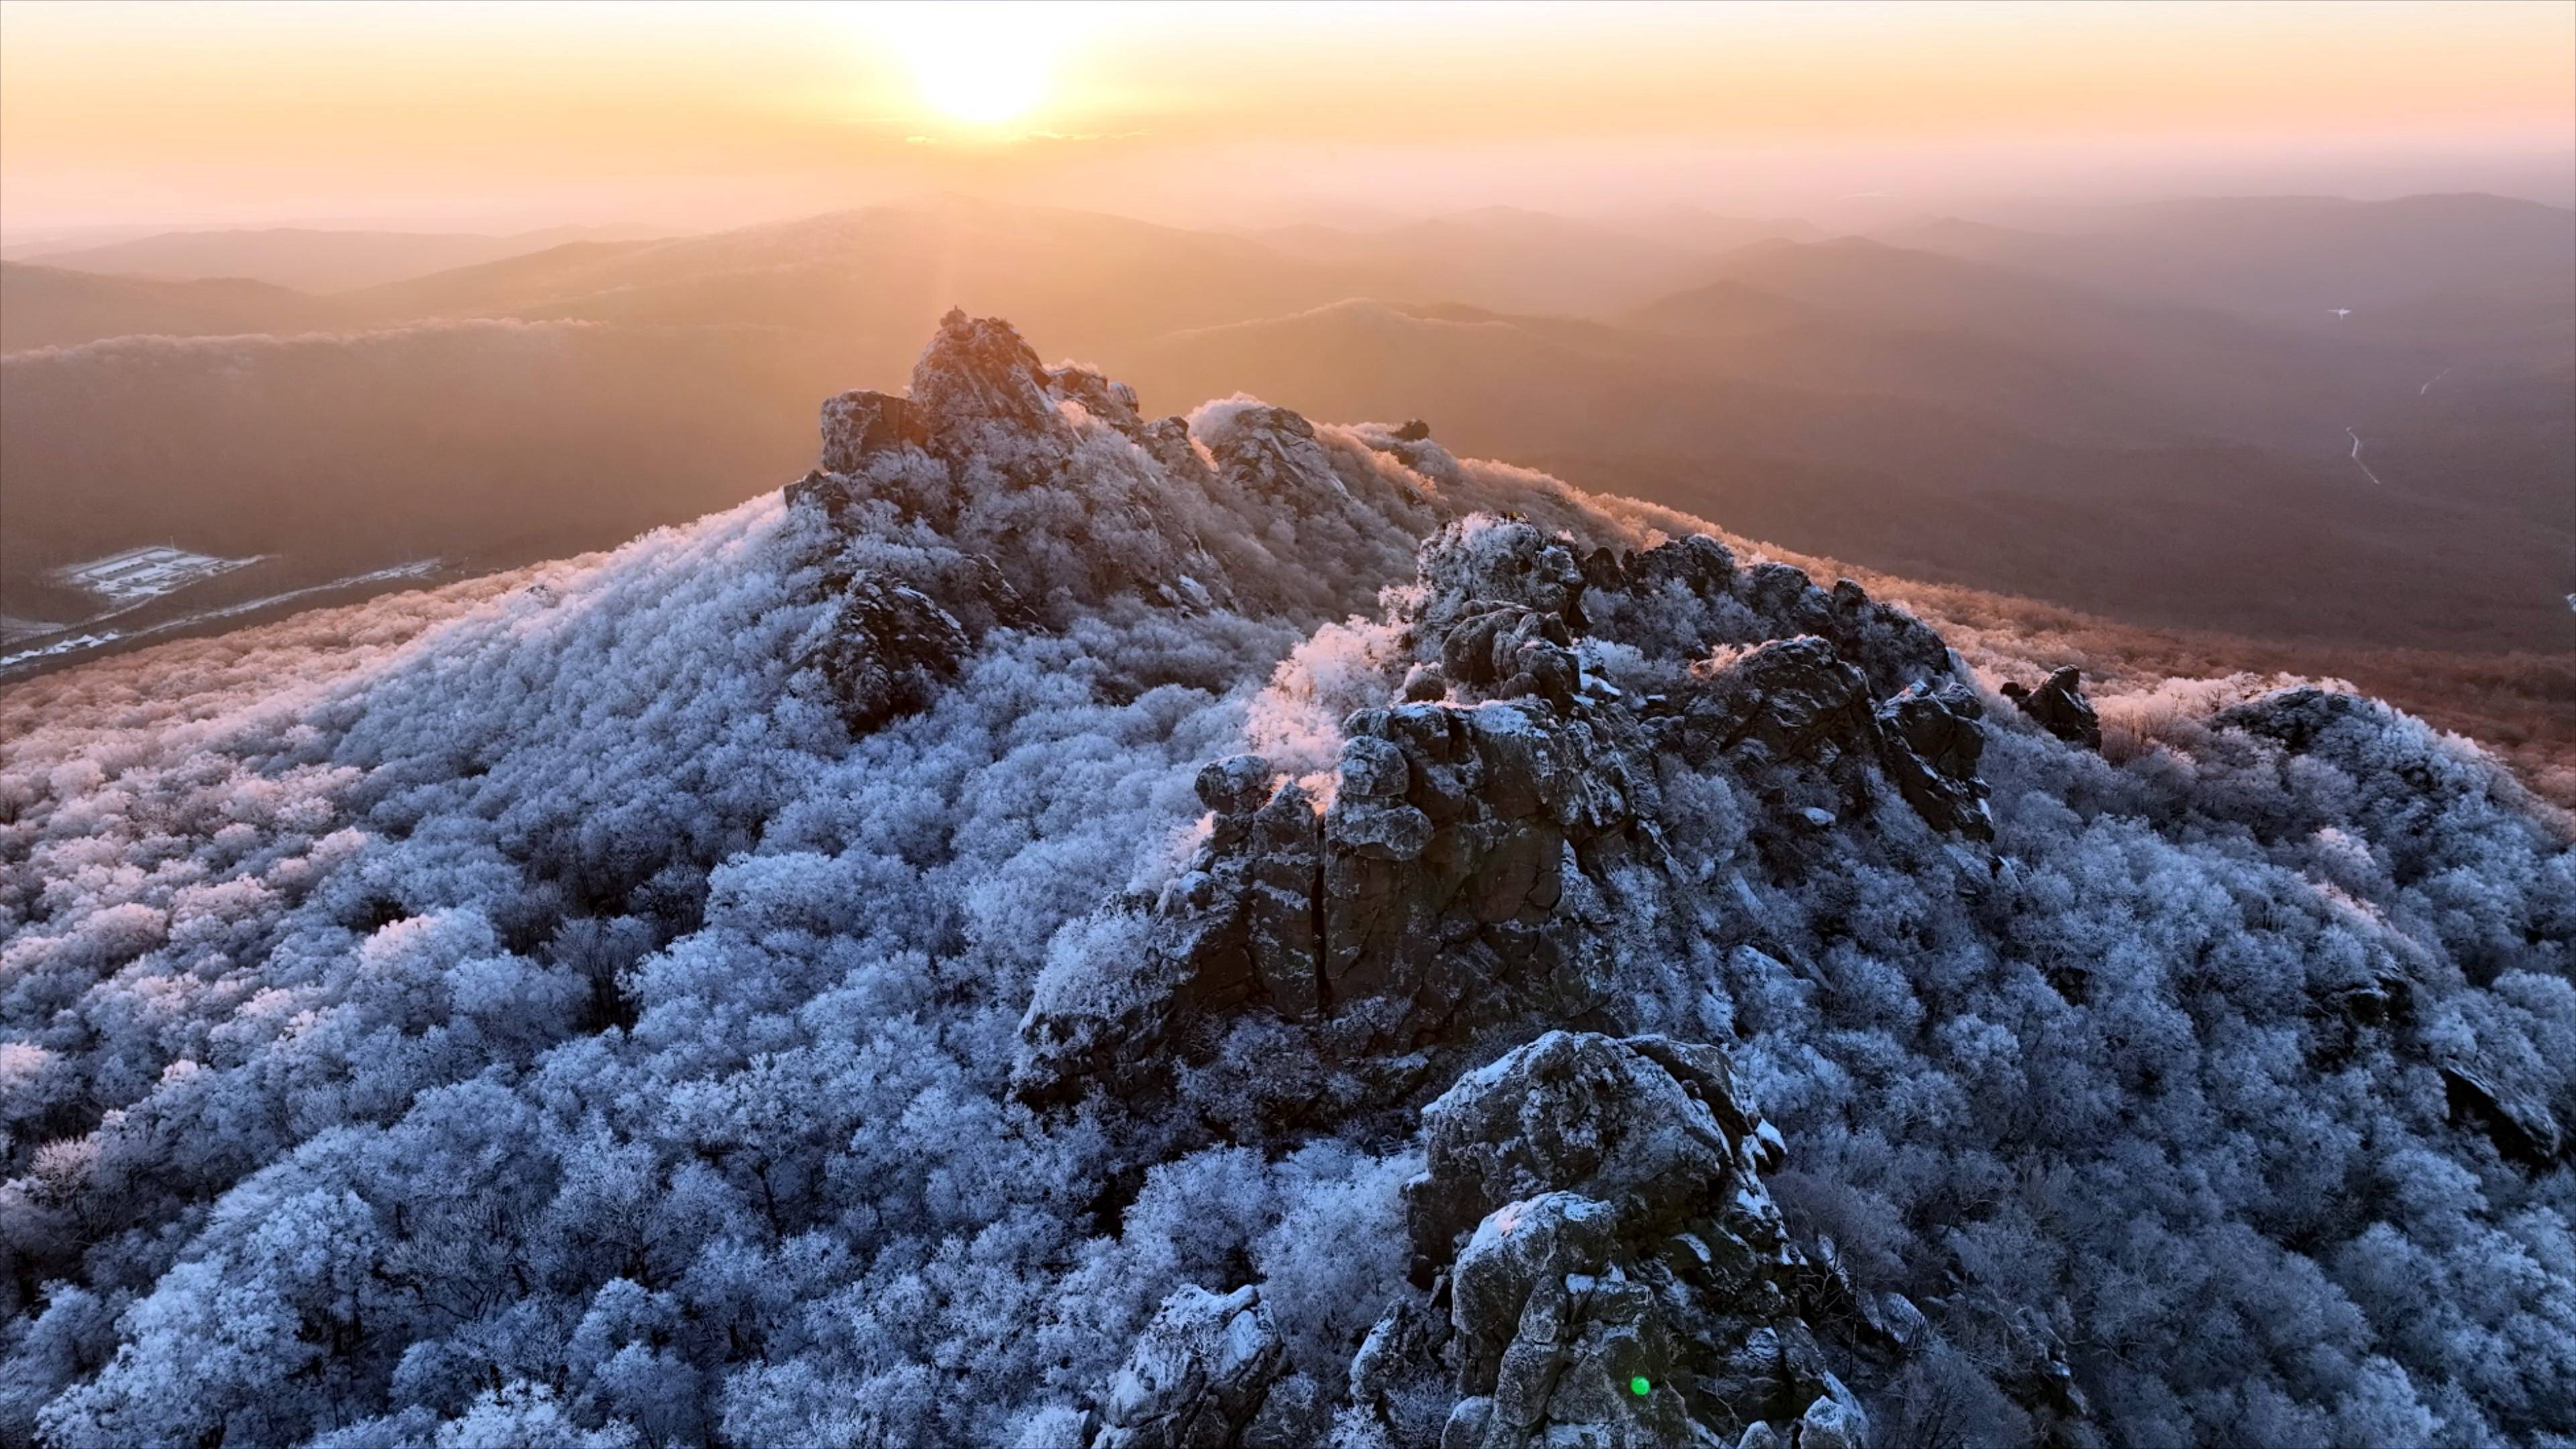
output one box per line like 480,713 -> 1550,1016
877,5 -> 1067,127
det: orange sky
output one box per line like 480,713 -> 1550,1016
3,1 -> 2570,236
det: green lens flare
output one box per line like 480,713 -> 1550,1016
1629,1375 -> 1652,1397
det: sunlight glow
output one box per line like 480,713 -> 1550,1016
877,4 -> 1068,126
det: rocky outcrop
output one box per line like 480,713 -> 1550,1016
2213,686 -> 2362,749
785,311 -> 1306,731
1047,363 -> 1148,437
1014,520 -> 2002,1118
1341,1032 -> 1900,1448
1875,683 -> 1997,841
795,551 -> 1034,734
2441,1064 -> 2569,1171
1653,636 -> 1878,774
1200,404 -> 1346,502
906,309 -> 1071,449
1578,539 -> 1951,700
1091,1285 -> 1289,1449
1126,694 -> 1660,1081
804,576 -> 969,733
777,323 -> 2047,1442
1439,605 -> 1580,707
817,389 -> 927,474
2002,667 -> 2102,751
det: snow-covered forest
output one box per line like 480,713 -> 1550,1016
3,313 -> 2569,1448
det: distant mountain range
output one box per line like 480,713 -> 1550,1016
1886,193 -> 2576,325
3,194 -> 2567,676
6,223 -> 670,294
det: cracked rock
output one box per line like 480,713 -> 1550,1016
1091,1284 -> 1287,1449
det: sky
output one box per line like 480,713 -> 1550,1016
3,0 -> 2571,239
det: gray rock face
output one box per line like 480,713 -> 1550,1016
2442,1063 -> 2568,1170
1118,696 -> 1658,1077
1616,535 -> 1737,602
1201,405 -> 1343,502
1875,682 -> 1996,842
2002,666 -> 2102,751
1406,1032 -> 1759,1262
1417,522 -> 1585,634
1091,1285 -> 1287,1449
1657,636 -> 1878,773
2211,685 -> 2405,757
804,576 -> 969,734
818,388 -> 927,473
908,307 -> 1069,446
1014,519 -> 2000,1118
1048,363 -> 1147,437
1440,605 -> 1579,708
1741,561 -> 1835,640
1346,1032 -> 1890,1449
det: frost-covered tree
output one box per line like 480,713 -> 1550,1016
3,315 -> 2569,1448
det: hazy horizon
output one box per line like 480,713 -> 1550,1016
4,0 -> 2572,244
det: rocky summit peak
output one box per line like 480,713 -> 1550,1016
753,314 -> 2576,1449
13,307 -> 2570,1449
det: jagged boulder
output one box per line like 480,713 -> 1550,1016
1091,1285 -> 1287,1449
1444,1192 -> 1701,1449
1875,682 -> 1996,841
804,576 -> 970,733
1138,415 -> 1217,489
1414,520 -> 1584,632
1819,576 -> 1957,698
1739,561 -> 1834,639
1316,700 -> 1656,1049
818,388 -> 928,472
1049,363 -> 1147,437
908,307 -> 1067,445
2442,1063 -> 2568,1170
1405,1032 -> 1760,1263
1657,636 -> 1878,773
1438,604 -> 1580,707
2002,666 -> 2102,751
1169,695 -> 1659,1059
1345,1034 -> 1890,1449
1201,404 -> 1343,502
1625,535 -> 1738,602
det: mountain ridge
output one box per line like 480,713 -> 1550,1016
3,313 -> 2568,1448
